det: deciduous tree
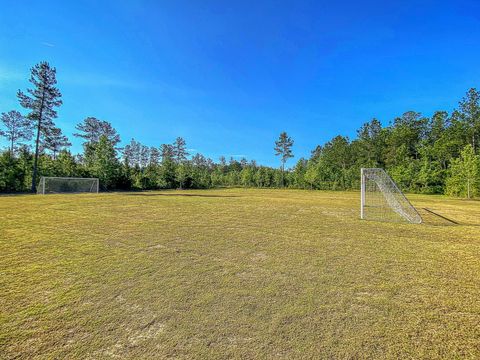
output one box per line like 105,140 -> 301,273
85,135 -> 120,189
458,88 -> 480,152
445,144 -> 480,198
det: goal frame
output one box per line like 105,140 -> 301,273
37,177 -> 99,195
360,168 -> 422,224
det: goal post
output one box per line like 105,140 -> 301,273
37,177 -> 99,195
360,168 -> 422,224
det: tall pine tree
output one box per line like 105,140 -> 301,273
274,131 -> 294,186
17,62 -> 62,192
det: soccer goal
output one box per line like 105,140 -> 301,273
37,177 -> 99,195
360,168 -> 422,224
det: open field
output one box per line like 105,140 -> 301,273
1,189 -> 480,359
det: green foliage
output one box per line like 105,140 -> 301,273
274,131 -> 294,186
304,161 -> 320,189
445,144 -> 480,198
159,157 -> 177,189
355,118 -> 385,167
175,162 -> 189,189
291,159 -> 307,188
173,137 -> 188,163
17,61 -> 63,192
2,66 -> 480,198
458,88 -> 480,152
74,117 -> 121,146
0,110 -> 32,154
53,150 -> 78,176
84,135 -> 121,190
0,152 -> 26,192
43,127 -> 71,158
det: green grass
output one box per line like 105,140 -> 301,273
1,189 -> 480,359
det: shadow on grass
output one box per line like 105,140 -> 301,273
124,193 -> 240,198
0,192 -> 36,197
419,208 -> 480,227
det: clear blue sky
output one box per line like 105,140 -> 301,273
1,0 -> 480,166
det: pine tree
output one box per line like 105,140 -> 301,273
17,62 -> 62,192
123,139 -> 142,167
139,144 -> 150,168
173,137 -> 188,163
149,147 -> 160,166
192,153 -> 207,167
43,127 -> 71,159
160,144 -> 174,162
274,131 -> 294,186
219,156 -> 227,167
74,117 -> 120,146
0,110 -> 33,155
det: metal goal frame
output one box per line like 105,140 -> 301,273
37,177 -> 99,195
360,168 -> 422,224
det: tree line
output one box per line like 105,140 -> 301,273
1,61 -> 479,198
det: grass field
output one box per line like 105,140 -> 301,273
1,189 -> 480,359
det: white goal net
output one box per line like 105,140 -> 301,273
360,168 -> 422,224
37,177 -> 99,194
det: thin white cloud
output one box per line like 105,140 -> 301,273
229,154 -> 247,158
41,42 -> 55,47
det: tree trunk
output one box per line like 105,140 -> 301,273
467,178 -> 471,199
31,118 -> 42,192
31,94 -> 45,193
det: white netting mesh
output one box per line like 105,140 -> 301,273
361,168 -> 422,224
37,177 -> 99,194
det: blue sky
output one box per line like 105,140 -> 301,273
1,0 -> 480,166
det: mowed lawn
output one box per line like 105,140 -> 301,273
1,189 -> 480,359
